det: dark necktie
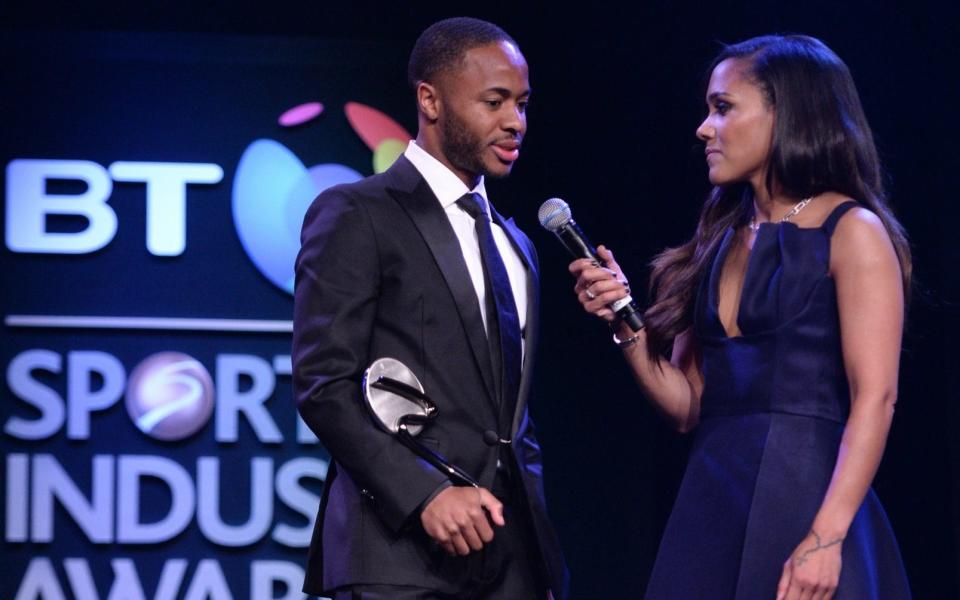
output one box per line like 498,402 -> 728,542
456,193 -> 522,417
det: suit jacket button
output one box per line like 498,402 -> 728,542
483,430 -> 500,446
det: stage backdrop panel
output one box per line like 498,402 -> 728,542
1,30 -> 414,600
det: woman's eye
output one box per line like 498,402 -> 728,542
715,101 -> 731,115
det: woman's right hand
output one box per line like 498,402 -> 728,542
568,245 -> 631,323
570,245 -> 703,431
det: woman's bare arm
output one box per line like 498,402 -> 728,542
570,246 -> 703,431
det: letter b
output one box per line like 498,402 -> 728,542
5,159 -> 116,253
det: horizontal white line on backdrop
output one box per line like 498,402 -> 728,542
4,315 -> 293,333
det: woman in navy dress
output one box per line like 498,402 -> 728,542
570,35 -> 912,599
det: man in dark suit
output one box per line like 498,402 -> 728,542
293,17 -> 568,600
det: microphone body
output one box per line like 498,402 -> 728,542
552,218 -> 601,263
538,198 -> 645,332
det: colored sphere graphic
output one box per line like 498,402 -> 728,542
125,352 -> 215,441
232,101 -> 411,294
233,139 -> 362,293
373,138 -> 407,174
278,101 -> 324,127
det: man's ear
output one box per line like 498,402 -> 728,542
416,81 -> 441,122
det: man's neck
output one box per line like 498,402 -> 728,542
404,140 -> 487,210
415,132 -> 480,189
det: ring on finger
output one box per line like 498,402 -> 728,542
585,287 -> 596,300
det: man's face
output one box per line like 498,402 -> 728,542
435,41 -> 530,183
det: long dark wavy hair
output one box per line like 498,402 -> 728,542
644,34 -> 912,358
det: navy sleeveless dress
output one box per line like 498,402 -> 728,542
644,202 -> 911,599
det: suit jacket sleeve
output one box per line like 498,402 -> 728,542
292,187 -> 448,532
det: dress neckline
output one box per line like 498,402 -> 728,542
711,201 -> 858,339
713,226 -> 762,339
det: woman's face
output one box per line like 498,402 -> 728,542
696,58 -> 774,190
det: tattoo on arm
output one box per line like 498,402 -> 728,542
795,529 -> 844,566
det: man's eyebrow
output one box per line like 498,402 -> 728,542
484,86 -> 532,96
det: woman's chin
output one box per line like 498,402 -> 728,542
707,172 -> 726,186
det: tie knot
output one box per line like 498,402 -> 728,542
456,193 -> 488,221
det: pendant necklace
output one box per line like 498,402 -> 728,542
749,196 -> 814,232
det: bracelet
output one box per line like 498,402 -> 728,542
612,330 -> 642,348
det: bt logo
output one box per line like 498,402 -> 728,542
232,101 -> 411,293
3,101 -> 410,294
4,160 -> 223,256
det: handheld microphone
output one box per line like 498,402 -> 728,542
538,197 -> 645,332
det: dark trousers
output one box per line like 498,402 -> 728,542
332,473 -> 547,600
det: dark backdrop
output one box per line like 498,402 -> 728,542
3,1 -> 957,598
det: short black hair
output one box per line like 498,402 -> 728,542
407,17 -> 517,89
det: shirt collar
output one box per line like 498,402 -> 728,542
404,140 -> 489,214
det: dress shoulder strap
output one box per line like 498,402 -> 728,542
821,201 -> 860,236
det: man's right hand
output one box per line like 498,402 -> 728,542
420,486 -> 505,556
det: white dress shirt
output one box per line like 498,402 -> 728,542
403,141 -> 528,355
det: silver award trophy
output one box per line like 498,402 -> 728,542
362,357 -> 478,487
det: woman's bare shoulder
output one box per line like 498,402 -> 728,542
829,202 -> 899,277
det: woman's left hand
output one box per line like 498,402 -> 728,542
776,529 -> 843,600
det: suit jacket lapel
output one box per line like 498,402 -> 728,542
490,208 -> 540,436
490,209 -> 535,270
385,158 -> 498,406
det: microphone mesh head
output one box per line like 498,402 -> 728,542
538,197 -> 572,232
